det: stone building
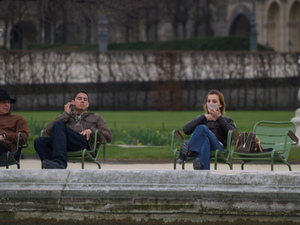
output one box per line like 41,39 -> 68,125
0,0 -> 299,52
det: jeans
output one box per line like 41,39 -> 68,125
188,125 -> 224,170
34,121 -> 90,168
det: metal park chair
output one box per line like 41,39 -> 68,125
0,132 -> 28,169
229,121 -> 298,171
170,129 -> 234,170
40,129 -> 107,169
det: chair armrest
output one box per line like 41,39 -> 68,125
14,132 -> 28,153
40,129 -> 49,137
287,130 -> 298,145
173,129 -> 184,142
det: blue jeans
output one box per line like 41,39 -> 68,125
34,121 -> 90,168
188,125 -> 224,170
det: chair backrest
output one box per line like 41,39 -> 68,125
170,130 -> 183,153
253,121 -> 296,160
89,130 -> 106,157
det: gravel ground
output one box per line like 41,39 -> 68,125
1,159 -> 299,171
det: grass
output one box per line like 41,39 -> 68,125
18,110 -> 299,162
20,110 -> 295,133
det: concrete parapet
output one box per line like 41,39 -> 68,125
0,169 -> 300,224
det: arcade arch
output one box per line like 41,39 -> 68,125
266,2 -> 280,50
229,14 -> 250,37
288,1 -> 300,51
10,21 -> 37,49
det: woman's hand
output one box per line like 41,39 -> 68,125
206,105 -> 221,120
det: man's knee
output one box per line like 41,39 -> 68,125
34,137 -> 45,148
52,121 -> 66,130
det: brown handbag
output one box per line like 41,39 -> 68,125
235,132 -> 263,153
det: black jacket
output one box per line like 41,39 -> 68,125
183,115 -> 236,146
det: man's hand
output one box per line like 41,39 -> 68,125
64,102 -> 74,114
80,129 -> 92,140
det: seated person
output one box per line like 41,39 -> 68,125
0,90 -> 29,155
177,89 -> 236,170
34,90 -> 113,169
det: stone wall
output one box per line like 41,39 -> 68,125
1,169 -> 300,225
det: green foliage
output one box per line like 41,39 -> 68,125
27,43 -> 98,51
27,37 -> 273,52
105,145 -> 171,160
111,129 -> 168,146
27,119 -> 46,141
109,37 -> 273,51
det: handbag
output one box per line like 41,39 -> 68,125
235,132 -> 263,153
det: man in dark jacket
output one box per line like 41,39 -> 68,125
0,90 -> 29,154
34,90 -> 113,169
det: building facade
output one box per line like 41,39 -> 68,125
0,0 -> 299,52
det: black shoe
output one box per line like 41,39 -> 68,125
42,160 -> 66,169
193,158 -> 204,170
177,140 -> 189,164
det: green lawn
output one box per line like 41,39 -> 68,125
18,110 -> 299,162
20,110 -> 295,133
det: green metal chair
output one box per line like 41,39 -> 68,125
40,129 -> 106,169
229,121 -> 298,171
0,132 -> 28,169
170,129 -> 234,170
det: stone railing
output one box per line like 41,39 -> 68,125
1,51 -> 299,110
0,51 -> 299,84
1,169 -> 300,224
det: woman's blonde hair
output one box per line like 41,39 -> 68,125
203,89 -> 226,116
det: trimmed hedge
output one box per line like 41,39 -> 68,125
28,37 -> 273,51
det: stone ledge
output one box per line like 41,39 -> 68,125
1,169 -> 300,224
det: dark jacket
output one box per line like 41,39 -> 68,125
183,115 -> 236,146
45,112 -> 113,150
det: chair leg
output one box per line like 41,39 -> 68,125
173,152 -> 178,170
94,161 -> 101,169
102,145 -> 106,163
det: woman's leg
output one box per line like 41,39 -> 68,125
188,125 -> 223,170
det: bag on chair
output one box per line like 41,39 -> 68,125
235,132 -> 263,153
